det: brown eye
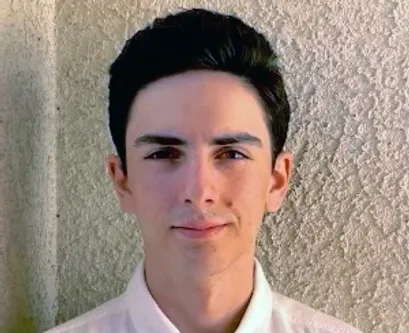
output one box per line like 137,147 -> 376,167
145,147 -> 182,161
217,149 -> 248,160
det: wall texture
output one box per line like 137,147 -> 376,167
1,0 -> 408,332
0,0 -> 57,332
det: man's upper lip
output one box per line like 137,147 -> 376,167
173,220 -> 226,230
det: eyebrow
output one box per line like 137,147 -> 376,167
133,132 -> 263,148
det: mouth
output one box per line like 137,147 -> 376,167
172,221 -> 228,240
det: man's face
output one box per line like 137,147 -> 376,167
108,70 -> 292,275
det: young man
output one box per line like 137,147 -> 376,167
47,8 -> 362,333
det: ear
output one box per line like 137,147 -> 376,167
106,154 -> 134,214
265,151 -> 293,213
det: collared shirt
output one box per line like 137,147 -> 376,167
45,259 -> 362,333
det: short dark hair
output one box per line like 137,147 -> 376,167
108,8 -> 290,175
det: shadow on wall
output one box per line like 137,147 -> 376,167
1,10 -> 56,333
1,29 -> 36,333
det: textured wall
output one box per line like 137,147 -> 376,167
1,0 -> 407,332
0,0 -> 57,332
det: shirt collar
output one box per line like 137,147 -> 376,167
125,258 -> 273,333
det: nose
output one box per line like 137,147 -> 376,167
180,153 -> 218,208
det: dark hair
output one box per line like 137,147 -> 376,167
108,8 -> 290,175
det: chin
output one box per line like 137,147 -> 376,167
182,249 -> 246,277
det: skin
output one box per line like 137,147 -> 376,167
107,70 -> 292,333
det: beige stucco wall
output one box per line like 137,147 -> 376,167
1,0 -> 408,332
0,0 -> 57,332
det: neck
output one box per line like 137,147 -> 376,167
144,254 -> 255,333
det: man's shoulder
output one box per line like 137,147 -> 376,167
269,291 -> 362,333
44,294 -> 133,333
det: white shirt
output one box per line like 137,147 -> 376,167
45,259 -> 362,333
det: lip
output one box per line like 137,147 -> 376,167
176,220 -> 226,230
172,219 -> 228,240
173,224 -> 227,239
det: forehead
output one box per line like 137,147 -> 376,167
126,70 -> 270,143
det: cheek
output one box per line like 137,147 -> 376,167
128,164 -> 173,219
227,169 -> 270,220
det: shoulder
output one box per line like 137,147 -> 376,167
269,291 -> 362,333
44,294 -> 133,333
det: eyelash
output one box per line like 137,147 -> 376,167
144,147 -> 181,160
217,149 -> 248,160
144,147 -> 249,161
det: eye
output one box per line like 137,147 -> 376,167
217,148 -> 248,160
144,147 -> 182,161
